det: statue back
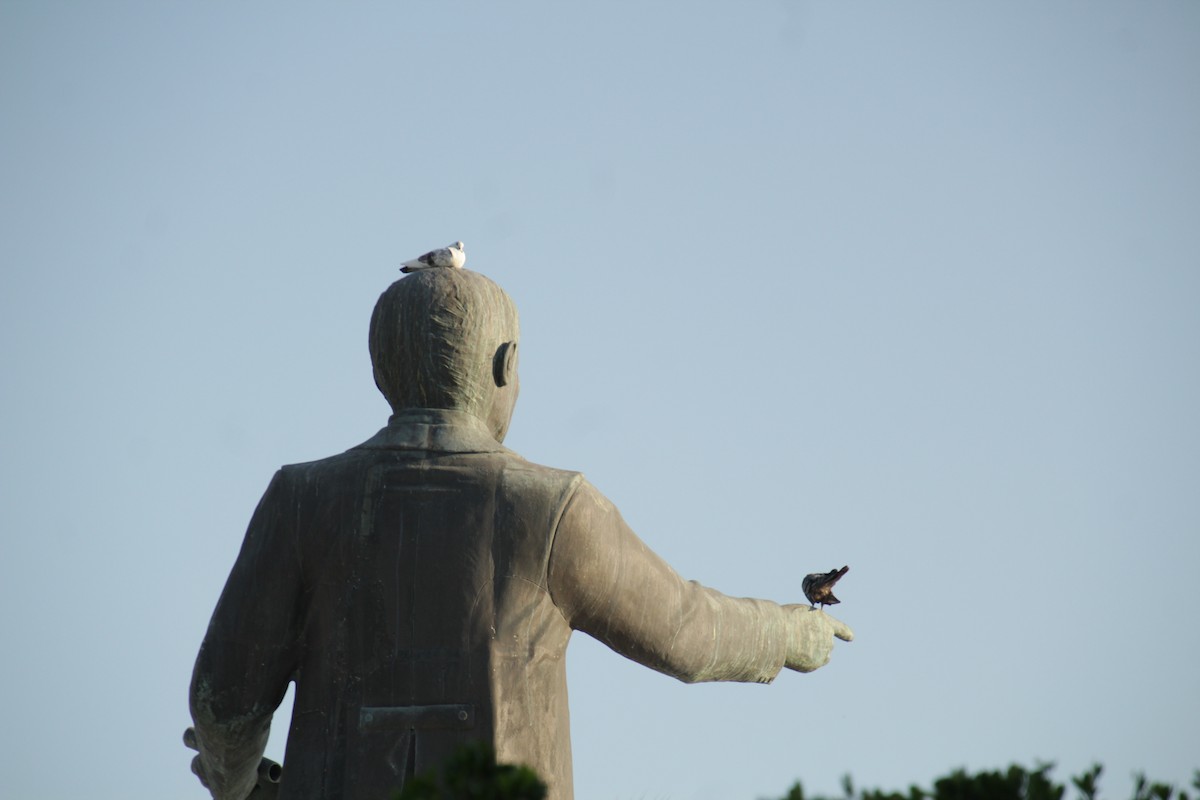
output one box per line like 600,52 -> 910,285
272,442 -> 582,799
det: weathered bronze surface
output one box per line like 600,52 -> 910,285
189,268 -> 853,800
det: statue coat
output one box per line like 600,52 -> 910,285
191,410 -> 794,800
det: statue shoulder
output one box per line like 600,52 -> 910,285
268,447 -> 381,493
496,455 -> 586,509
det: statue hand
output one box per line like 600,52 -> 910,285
782,605 -> 854,673
183,727 -> 214,792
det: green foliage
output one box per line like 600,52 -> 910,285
930,763 -> 1063,800
1072,765 -> 1104,800
766,764 -> 1200,800
388,752 -> 1198,800
781,782 -> 805,800
391,741 -> 547,800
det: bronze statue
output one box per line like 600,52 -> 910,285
189,268 -> 853,800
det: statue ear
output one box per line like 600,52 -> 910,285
493,341 -> 518,387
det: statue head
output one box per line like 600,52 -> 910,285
369,269 -> 520,442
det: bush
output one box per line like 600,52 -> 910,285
391,742 -> 547,800
768,764 -> 1200,800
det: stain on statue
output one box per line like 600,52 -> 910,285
188,268 -> 854,799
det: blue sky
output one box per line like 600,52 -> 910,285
1,4 -> 1197,799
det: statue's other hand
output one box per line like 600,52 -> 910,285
192,755 -> 212,789
183,727 -> 213,791
782,605 -> 854,673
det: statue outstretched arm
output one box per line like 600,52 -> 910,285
189,470 -> 302,800
547,479 -> 852,683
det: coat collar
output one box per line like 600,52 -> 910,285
354,408 -> 510,454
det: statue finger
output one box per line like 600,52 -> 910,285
826,613 -> 854,642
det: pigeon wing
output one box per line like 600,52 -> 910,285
401,247 -> 446,272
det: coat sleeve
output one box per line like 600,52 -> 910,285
546,479 -> 790,684
190,470 -> 303,800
